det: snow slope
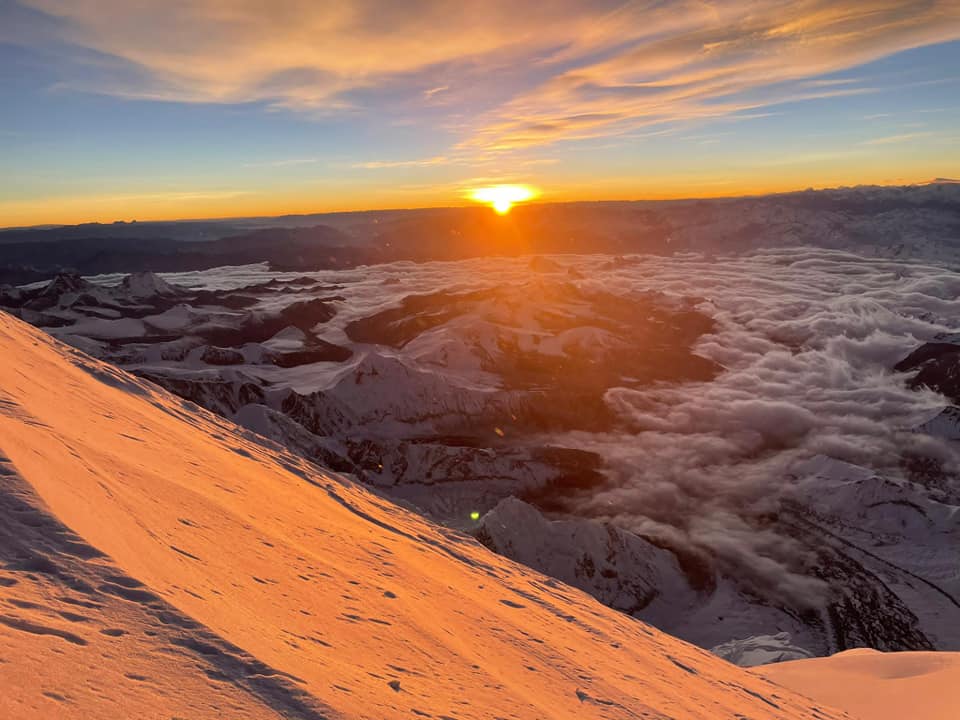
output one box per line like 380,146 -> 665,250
754,649 -> 960,720
0,310 -> 845,719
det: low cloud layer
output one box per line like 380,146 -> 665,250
77,245 -> 960,613
553,248 -> 960,606
155,246 -> 960,608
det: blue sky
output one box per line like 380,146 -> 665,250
2,1 -> 959,226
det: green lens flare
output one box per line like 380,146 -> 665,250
470,511 -> 480,521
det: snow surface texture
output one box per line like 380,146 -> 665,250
755,649 -> 960,720
0,311 -> 846,719
4,247 -> 960,662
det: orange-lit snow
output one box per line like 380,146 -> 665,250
755,649 -> 960,720
0,310 -> 848,719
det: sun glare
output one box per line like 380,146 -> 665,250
469,185 -> 537,214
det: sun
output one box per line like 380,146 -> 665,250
468,184 -> 537,214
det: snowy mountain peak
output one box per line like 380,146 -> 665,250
39,272 -> 93,297
118,271 -> 181,298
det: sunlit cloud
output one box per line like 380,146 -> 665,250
800,78 -> 863,88
243,157 -> 326,168
353,156 -> 451,169
465,2 -> 960,151
17,1 -> 628,107
351,153 -> 560,171
3,0 -> 960,225
11,0 -> 959,157
861,131 -> 936,145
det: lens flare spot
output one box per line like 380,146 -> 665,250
469,185 -> 537,214
470,511 -> 481,521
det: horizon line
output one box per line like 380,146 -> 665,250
3,177 -> 956,232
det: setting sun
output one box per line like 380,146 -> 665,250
469,184 -> 537,214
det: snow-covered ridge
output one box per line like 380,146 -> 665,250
755,649 -> 960,720
117,270 -> 179,298
0,310 -> 843,719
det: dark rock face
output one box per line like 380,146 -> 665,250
39,272 -> 92,297
345,290 -> 490,348
25,273 -> 96,311
201,346 -> 246,366
193,301 -> 338,348
783,508 -> 935,653
895,341 -> 960,402
818,550 -> 934,653
137,372 -> 266,416
278,298 -> 338,329
270,343 -> 353,367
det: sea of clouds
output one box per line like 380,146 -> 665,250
104,246 -> 960,606
551,247 -> 960,604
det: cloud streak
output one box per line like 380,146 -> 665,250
352,155 -> 451,169
12,0 -> 960,155
862,131 -> 936,145
466,2 -> 960,150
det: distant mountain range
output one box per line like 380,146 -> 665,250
2,183 -> 959,286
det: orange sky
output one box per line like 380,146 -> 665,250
2,1 -> 959,227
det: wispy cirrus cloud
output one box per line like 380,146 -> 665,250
15,0 -> 633,106
463,2 -> 960,151
423,85 -> 450,99
861,131 -> 936,145
352,155 -> 451,169
350,152 -> 561,171
243,157 -> 326,168
9,0 -> 960,157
